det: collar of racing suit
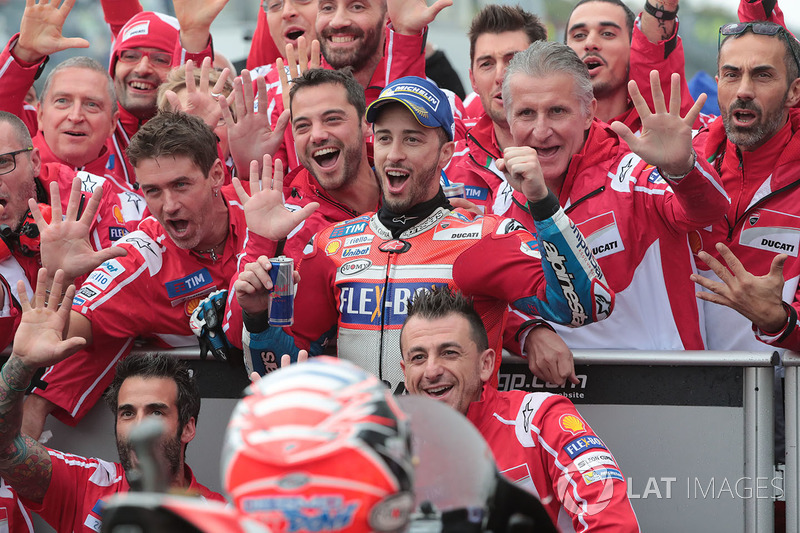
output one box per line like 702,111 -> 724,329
377,188 -> 452,238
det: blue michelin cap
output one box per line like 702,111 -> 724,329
365,76 -> 455,141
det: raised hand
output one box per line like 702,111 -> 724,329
31,178 -> 127,284
173,0 -> 230,53
165,58 -> 231,129
222,70 -> 289,176
12,268 -> 86,370
692,242 -> 789,333
16,0 -> 90,64
278,36 -> 321,110
610,70 -> 706,177
496,146 -> 550,203
387,0 -> 453,35
232,154 -> 318,241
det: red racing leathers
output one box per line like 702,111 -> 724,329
19,452 -> 223,533
467,386 -> 640,532
694,111 -> 800,350
241,194 -> 613,392
29,188 -> 247,424
458,120 -> 727,351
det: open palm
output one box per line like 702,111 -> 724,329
13,269 -> 86,369
232,155 -> 318,241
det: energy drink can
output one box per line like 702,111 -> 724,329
268,256 -> 294,327
443,182 -> 466,199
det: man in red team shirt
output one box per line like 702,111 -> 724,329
0,270 -> 223,533
20,112 -> 314,439
400,286 -> 639,532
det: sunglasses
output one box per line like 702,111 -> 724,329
718,22 -> 800,73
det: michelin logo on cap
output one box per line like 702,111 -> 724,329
380,83 -> 441,112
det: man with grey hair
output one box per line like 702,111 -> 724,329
497,40 -> 728,358
0,51 -> 125,188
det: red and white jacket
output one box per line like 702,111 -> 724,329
21,451 -> 223,533
695,111 -> 800,350
0,163 -> 144,350
467,386 -> 640,532
30,188 -> 246,424
459,120 -> 727,351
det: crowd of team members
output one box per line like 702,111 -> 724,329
0,0 -> 797,530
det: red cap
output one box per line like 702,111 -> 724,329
109,12 -> 180,78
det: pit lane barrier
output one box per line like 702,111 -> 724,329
782,351 -> 800,533
15,346 -> 777,533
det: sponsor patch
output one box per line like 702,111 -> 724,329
73,296 -> 86,306
165,268 -> 214,299
610,153 -> 641,193
573,451 -> 617,473
325,240 -> 342,255
520,239 -> 540,258
78,285 -> 101,301
576,211 -> 624,259
85,260 -> 123,291
559,414 -> 586,435
119,192 -> 145,221
330,221 -> 368,239
77,171 -> 105,192
381,83 -> 440,110
495,218 -> 526,235
339,259 -> 372,276
592,281 -> 614,321
185,295 -> 203,317
563,435 -> 608,459
121,21 -> 150,41
109,227 -> 127,241
339,282 -> 444,326
433,222 -> 483,241
344,234 -> 374,247
647,167 -> 666,184
464,185 -> 489,201
378,240 -> 411,253
738,209 -> 800,257
582,467 -> 624,485
341,245 -> 370,258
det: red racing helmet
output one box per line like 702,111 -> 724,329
222,357 -> 414,533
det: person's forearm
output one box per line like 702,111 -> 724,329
0,356 -> 36,455
66,310 -> 93,345
641,0 -> 679,43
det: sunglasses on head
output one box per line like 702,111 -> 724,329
718,22 -> 800,73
